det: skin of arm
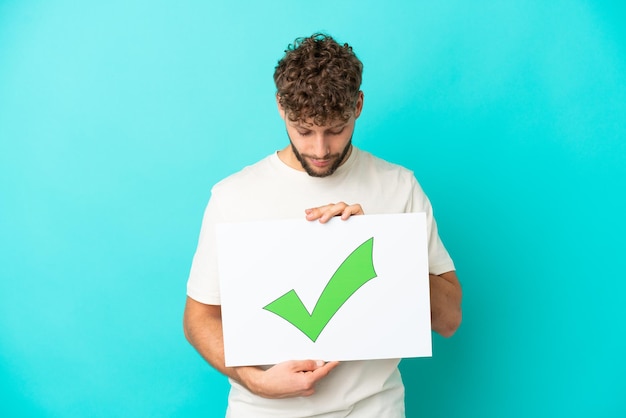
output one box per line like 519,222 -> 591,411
429,271 -> 462,337
183,297 -> 339,399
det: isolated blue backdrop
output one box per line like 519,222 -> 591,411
1,1 -> 625,417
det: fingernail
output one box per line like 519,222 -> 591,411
315,360 -> 325,367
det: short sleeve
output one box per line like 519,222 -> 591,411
186,192 -> 223,305
407,176 -> 456,275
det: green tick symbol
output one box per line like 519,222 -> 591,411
263,237 -> 377,342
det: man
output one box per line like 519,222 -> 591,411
183,33 -> 462,417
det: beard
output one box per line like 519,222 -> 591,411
289,136 -> 353,178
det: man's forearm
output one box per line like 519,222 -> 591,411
182,296 -> 339,399
183,297 -> 262,387
429,271 -> 462,337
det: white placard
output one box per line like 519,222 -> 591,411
216,213 -> 431,366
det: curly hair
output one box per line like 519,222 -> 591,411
274,33 -> 363,126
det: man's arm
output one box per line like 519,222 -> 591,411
182,297 -> 339,399
429,271 -> 462,337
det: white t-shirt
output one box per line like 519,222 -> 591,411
187,147 -> 455,417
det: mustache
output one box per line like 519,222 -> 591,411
302,153 -> 340,160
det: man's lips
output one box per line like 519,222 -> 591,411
309,158 -> 332,168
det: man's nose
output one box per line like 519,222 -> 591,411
312,135 -> 330,157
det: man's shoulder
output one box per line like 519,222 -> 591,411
354,148 -> 416,179
212,153 -> 276,193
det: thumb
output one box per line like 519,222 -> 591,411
310,361 -> 340,379
293,359 -> 326,372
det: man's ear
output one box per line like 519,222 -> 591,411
276,94 -> 286,120
354,91 -> 364,119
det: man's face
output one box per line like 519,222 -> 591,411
278,92 -> 364,178
285,119 -> 355,177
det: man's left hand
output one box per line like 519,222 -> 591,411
305,202 -> 364,223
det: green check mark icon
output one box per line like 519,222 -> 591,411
263,237 -> 377,342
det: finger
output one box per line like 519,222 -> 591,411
291,359 -> 325,373
340,204 -> 364,220
305,207 -> 320,221
319,202 -> 348,223
305,204 -> 334,221
310,361 -> 340,381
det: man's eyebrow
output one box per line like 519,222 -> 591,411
290,121 -> 314,129
290,121 -> 347,130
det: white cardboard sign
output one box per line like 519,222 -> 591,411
216,213 -> 432,367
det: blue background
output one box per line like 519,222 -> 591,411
1,1 -> 625,417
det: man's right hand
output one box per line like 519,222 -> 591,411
183,297 -> 339,399
236,360 -> 340,398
